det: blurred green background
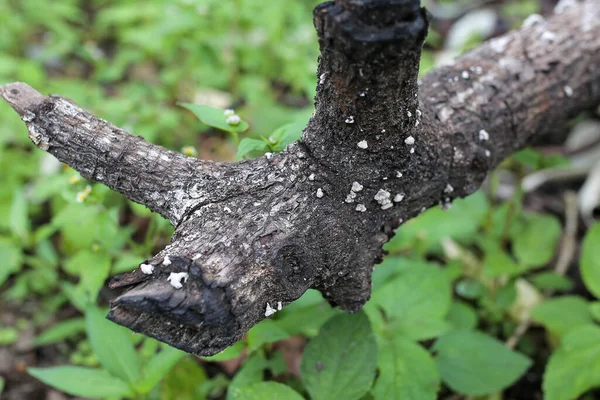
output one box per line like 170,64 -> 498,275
2,0 -> 600,399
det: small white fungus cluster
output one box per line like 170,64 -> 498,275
265,301 -> 283,317
167,272 -> 189,289
345,181 -> 364,203
374,189 -> 393,210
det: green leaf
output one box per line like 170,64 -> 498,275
35,318 -> 86,346
202,340 -> 246,361
28,366 -> 133,398
180,103 -> 249,133
9,189 -> 29,241
434,330 -> 531,396
0,237 -> 23,286
301,312 -> 377,400
455,278 -> 485,300
531,296 -> 592,337
386,191 -> 488,253
227,352 -> 267,400
581,222 -> 600,299
139,346 -> 186,393
372,337 -> 440,400
511,213 -> 561,268
85,306 -> 140,385
590,302 -> 600,322
369,264 -> 451,340
65,251 -> 111,302
530,272 -> 573,292
481,242 -> 522,278
0,327 -> 18,345
231,382 -> 304,400
543,325 -> 600,400
236,138 -> 268,160
446,301 -> 478,330
247,319 -> 290,353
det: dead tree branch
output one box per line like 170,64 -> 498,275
1,0 -> 599,356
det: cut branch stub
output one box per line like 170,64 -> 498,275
1,0 -> 599,356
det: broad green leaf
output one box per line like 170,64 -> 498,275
139,346 -> 186,393
386,191 -> 488,253
434,330 -> 531,396
180,103 -> 249,133
247,319 -> 290,353
591,302 -> 600,322
236,138 -> 268,160
275,290 -> 338,337
0,327 -> 18,345
9,189 -> 29,241
369,264 -> 451,340
455,278 -> 485,300
35,318 -> 86,346
373,337 -> 439,400
66,251 -> 111,301
446,301 -> 478,330
268,120 -> 305,150
530,272 -> 573,292
482,243 -> 522,278
531,296 -> 592,337
28,366 -> 133,398
0,237 -> 23,286
301,312 -> 377,400
511,213 -> 561,268
227,352 -> 267,400
581,223 -> 600,299
371,257 -> 427,290
161,357 -> 208,400
202,340 -> 245,361
231,382 -> 304,400
85,306 -> 140,385
543,325 -> 600,400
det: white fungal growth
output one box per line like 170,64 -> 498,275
381,129 -> 386,133
140,263 -> 154,275
356,204 -> 367,212
405,136 -> 415,145
393,193 -> 404,202
226,115 -> 241,125
374,189 -> 391,202
308,173 -> 315,181
478,129 -> 490,141
22,111 -> 36,122
319,73 -> 326,85
162,256 -> 172,266
410,147 -> 415,154
345,116 -> 355,124
316,188 -> 324,198
381,202 -> 393,210
485,149 -> 491,157
351,182 -> 363,192
407,111 -> 412,118
490,36 -> 509,53
224,109 -> 235,117
541,31 -> 557,43
563,85 -> 573,97
167,272 -> 189,289
416,109 -> 421,118
444,184 -> 454,194
345,192 -> 357,203
277,301 -> 283,311
396,171 -> 403,178
265,303 -> 277,317
360,91 -> 366,97
522,13 -> 544,28
415,120 -> 419,127
357,140 -> 368,149
461,71 -> 469,79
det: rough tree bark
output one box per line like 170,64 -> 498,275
1,0 -> 599,356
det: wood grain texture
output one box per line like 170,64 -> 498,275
1,0 -> 599,355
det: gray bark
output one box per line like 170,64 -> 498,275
1,0 -> 599,356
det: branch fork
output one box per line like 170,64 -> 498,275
1,0 -> 599,355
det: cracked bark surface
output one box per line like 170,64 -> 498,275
1,0 -> 599,356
